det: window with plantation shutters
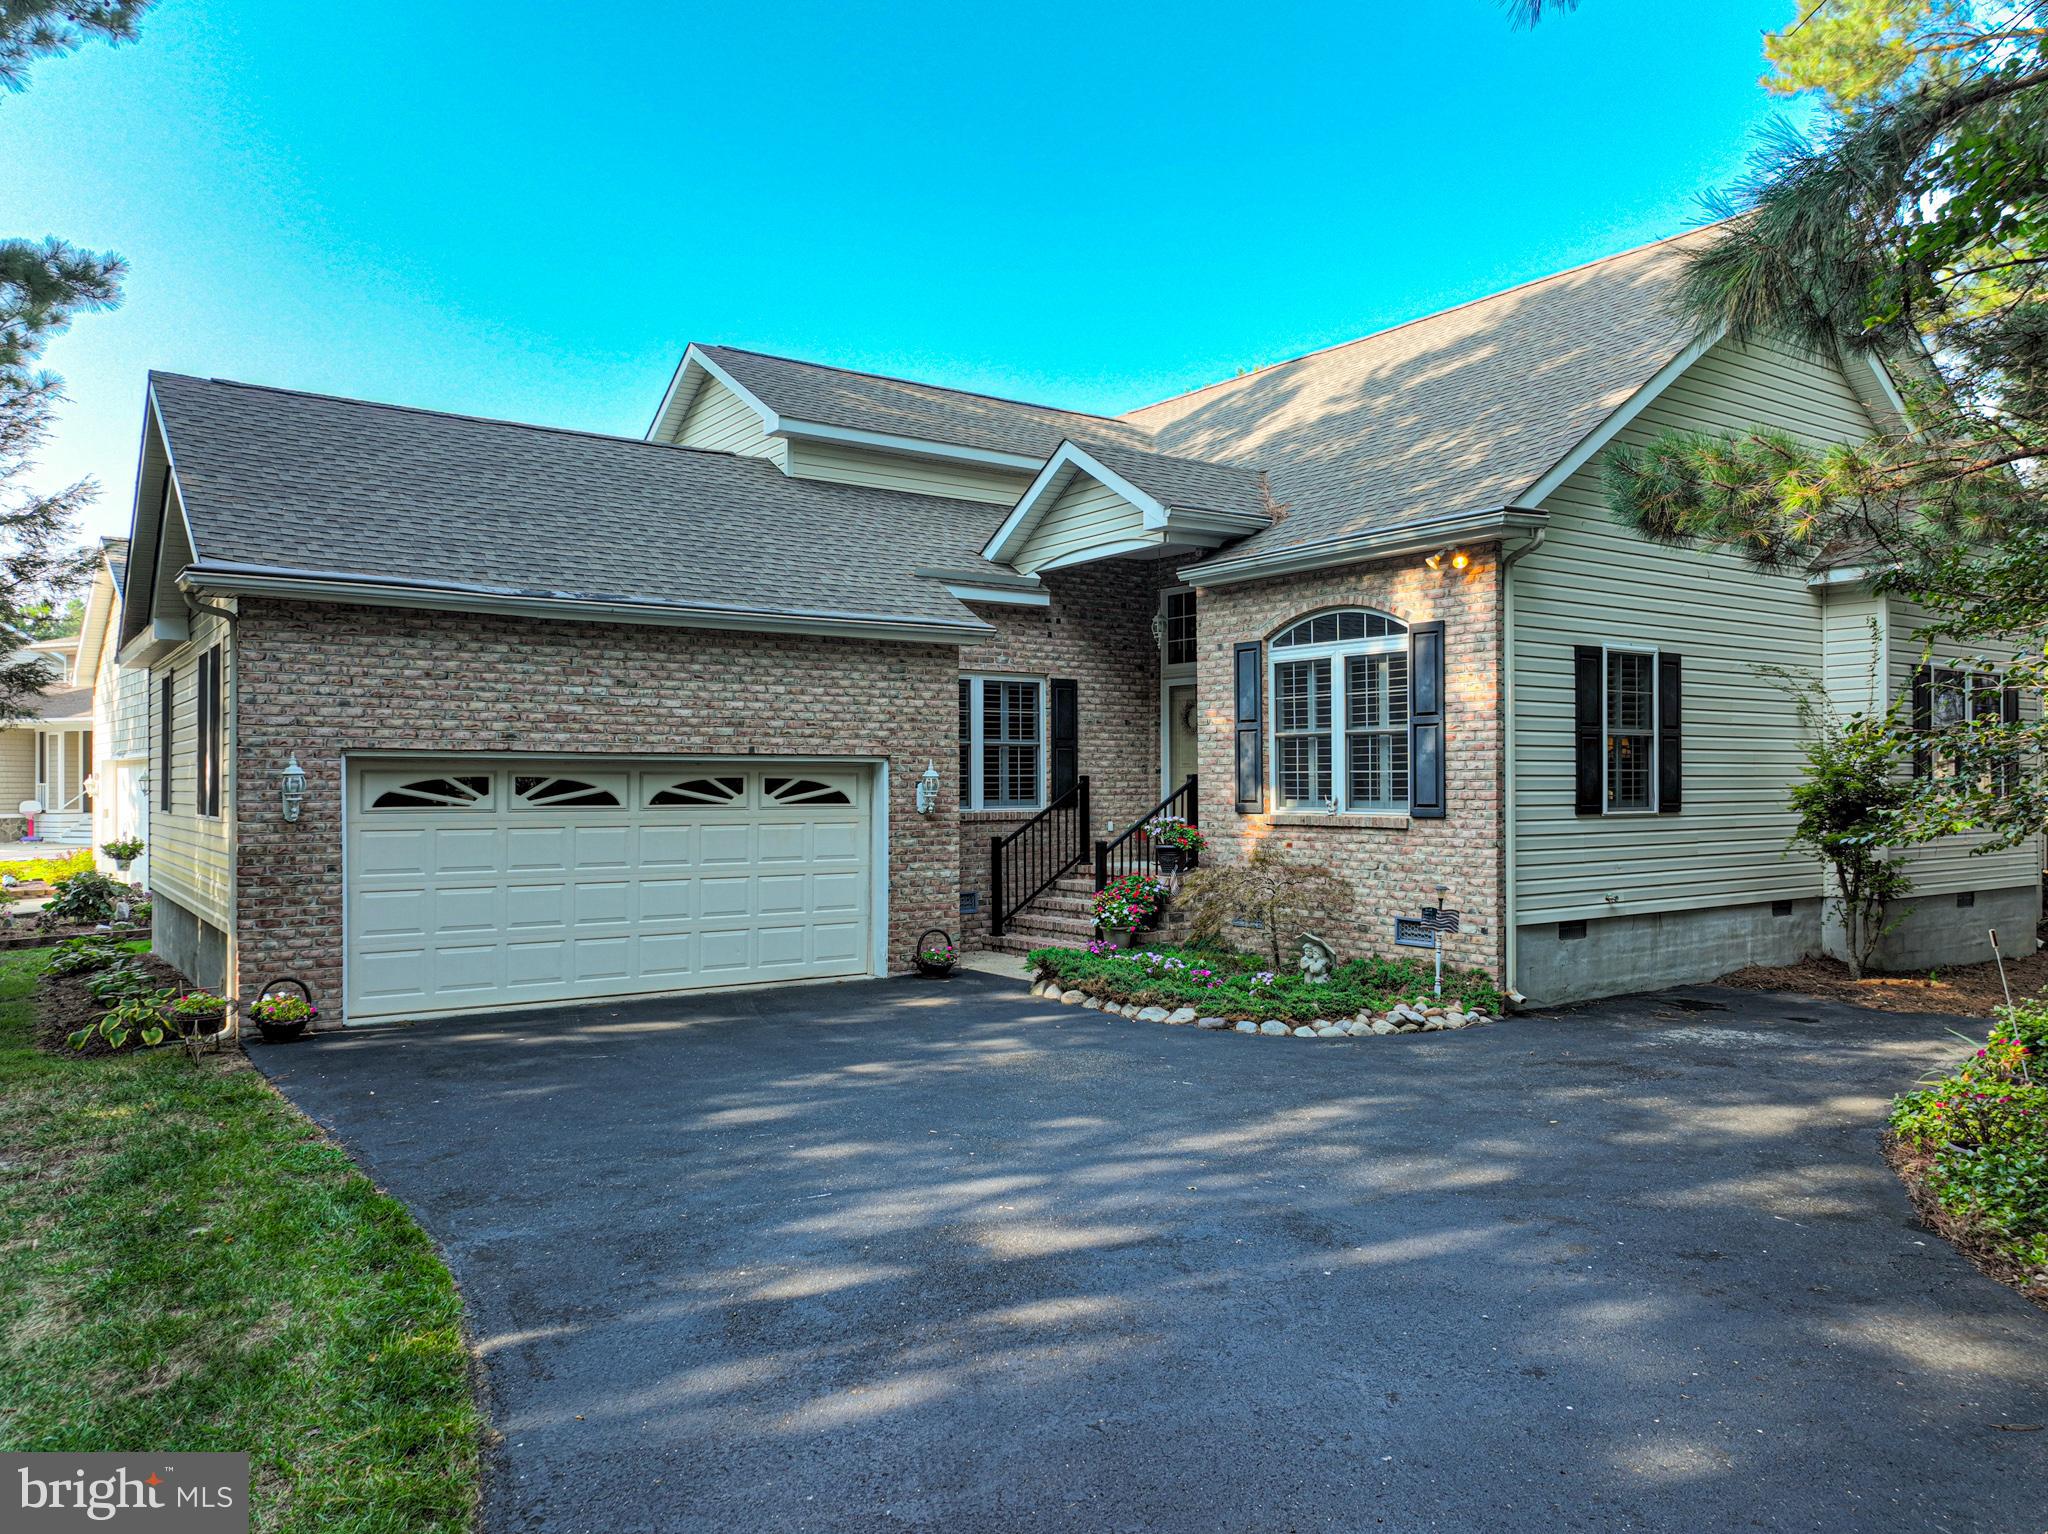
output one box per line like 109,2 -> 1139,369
1573,645 -> 1682,815
958,675 -> 1046,810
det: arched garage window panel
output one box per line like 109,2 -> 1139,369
513,775 -> 623,809
370,774 -> 492,810
647,775 -> 745,808
764,775 -> 853,806
1268,609 -> 1410,813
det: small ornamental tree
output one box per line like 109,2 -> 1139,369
1776,674 -> 1915,977
1177,844 -> 1358,969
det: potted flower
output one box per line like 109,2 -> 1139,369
1149,817 -> 1207,875
914,930 -> 958,978
250,985 -> 317,1041
101,837 -> 145,873
1092,885 -> 1148,949
168,990 -> 230,1038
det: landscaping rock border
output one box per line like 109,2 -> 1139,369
1027,979 -> 1489,1037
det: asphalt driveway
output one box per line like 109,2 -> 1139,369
255,974 -> 2048,1533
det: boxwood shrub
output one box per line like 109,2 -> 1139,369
1026,942 -> 1501,1023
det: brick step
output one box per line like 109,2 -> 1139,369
1003,913 -> 1097,941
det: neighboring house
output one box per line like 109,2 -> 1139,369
0,541 -> 144,861
113,227 -> 2041,1021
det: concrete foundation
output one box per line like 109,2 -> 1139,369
153,892 -> 228,993
1847,881 -> 2041,973
1515,897 -> 1823,1006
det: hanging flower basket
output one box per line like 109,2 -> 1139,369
914,929 -> 958,978
250,977 -> 317,1041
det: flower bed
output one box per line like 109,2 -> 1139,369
1026,942 -> 1500,1035
1888,999 -> 2047,1306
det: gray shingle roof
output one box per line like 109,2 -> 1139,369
148,374 -> 1000,636
1125,229 -> 1717,560
27,683 -> 91,721
1072,441 -> 1269,520
696,345 -> 1154,461
102,537 -> 129,596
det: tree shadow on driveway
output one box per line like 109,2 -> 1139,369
255,974 -> 2048,1533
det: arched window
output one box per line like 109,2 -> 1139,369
1268,609 -> 1410,812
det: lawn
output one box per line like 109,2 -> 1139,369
0,945 -> 485,1531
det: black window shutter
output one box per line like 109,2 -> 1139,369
1656,652 -> 1682,814
1408,620 -> 1446,819
1233,641 -> 1263,814
1573,646 -> 1603,815
1049,678 -> 1079,801
1910,663 -> 1932,778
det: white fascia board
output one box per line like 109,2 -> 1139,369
177,566 -> 995,645
943,583 -> 1052,607
1180,508 -> 1547,588
982,440 -> 1171,564
775,415 -> 1045,473
1804,565 -> 1876,588
910,565 -> 1047,605
1517,328 -> 1725,510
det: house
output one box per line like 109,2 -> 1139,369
0,541 -> 143,857
113,227 -> 2041,1021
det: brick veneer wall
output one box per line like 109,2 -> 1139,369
1192,550 -> 1506,978
955,557 -> 1176,941
230,599 -> 960,1015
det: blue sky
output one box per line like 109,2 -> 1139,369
6,0 -> 1814,540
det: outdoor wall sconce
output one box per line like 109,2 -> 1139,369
1424,548 -> 1471,573
915,760 -> 942,815
278,753 -> 307,822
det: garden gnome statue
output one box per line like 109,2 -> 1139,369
1299,933 -> 1335,985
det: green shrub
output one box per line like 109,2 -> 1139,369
44,936 -> 127,976
1027,941 -> 1500,1022
39,868 -> 124,926
1890,998 -> 2048,1282
8,848 -> 92,884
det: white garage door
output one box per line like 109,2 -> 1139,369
345,760 -> 874,1021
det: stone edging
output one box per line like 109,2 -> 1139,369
1026,980 -> 1488,1036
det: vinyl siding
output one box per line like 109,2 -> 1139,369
785,439 -> 1034,505
110,663 -> 149,758
147,609 -> 233,927
1887,596 -> 2043,894
1512,336 -> 1884,922
671,378 -> 787,468
1012,473 -> 1149,575
0,730 -> 32,812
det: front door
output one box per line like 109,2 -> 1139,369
1165,683 -> 1198,794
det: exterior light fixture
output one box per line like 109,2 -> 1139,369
1150,612 -> 1166,649
1424,550 -> 1445,571
1450,549 -> 1471,571
279,753 -> 307,823
915,759 -> 942,815
1424,548 -> 1471,572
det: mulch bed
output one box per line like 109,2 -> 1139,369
1717,930 -> 2048,1017
1,923 -> 149,953
1885,1133 -> 2048,1315
35,951 -> 202,1057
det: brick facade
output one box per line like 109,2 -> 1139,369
230,599 -> 959,1014
1192,549 -> 1506,978
954,558 -> 1177,941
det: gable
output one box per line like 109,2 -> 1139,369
672,376 -> 786,467
1011,472 -> 1150,574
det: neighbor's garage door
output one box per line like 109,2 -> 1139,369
345,760 -> 873,1021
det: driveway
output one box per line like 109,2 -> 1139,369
255,975 -> 2048,1533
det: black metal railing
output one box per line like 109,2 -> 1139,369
1094,775 -> 1198,891
989,776 -> 1090,939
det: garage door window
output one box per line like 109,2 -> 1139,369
513,774 -> 623,809
369,774 -> 492,809
648,774 -> 745,807
765,775 -> 852,805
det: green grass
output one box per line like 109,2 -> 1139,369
0,946 -> 485,1532
1026,941 -> 1501,1021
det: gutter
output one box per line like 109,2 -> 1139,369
1178,507 -> 1548,588
175,563 -> 997,645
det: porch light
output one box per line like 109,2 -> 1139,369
1150,612 -> 1166,649
915,760 -> 943,816
278,753 -> 307,823
1424,548 -> 1472,572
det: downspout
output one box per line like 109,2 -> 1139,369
1498,528 -> 1545,1008
186,596 -> 242,1026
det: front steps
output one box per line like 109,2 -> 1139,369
26,812 -> 90,847
986,861 -> 1180,956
